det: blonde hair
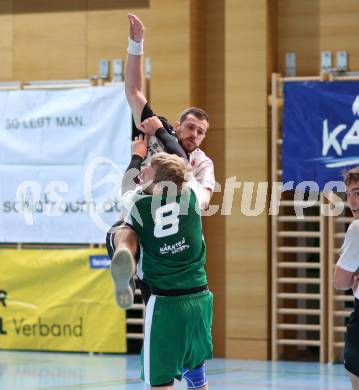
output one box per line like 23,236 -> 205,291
344,166 -> 359,187
151,152 -> 190,189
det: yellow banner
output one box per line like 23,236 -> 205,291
0,249 -> 126,353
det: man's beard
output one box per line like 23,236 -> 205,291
181,139 -> 196,152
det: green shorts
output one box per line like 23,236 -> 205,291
141,290 -> 213,386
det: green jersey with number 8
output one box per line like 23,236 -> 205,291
122,186 -> 207,290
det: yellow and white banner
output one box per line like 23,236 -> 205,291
0,248 -> 126,353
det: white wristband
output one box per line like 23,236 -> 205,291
127,37 -> 144,55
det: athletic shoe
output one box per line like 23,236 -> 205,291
111,248 -> 136,309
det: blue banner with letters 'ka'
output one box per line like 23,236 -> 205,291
283,81 -> 359,190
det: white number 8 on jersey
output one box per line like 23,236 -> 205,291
154,203 -> 180,238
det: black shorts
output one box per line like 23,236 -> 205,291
105,221 -> 125,260
344,298 -> 359,377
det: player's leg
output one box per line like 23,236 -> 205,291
106,222 -> 138,261
182,363 -> 208,390
106,222 -> 152,307
344,302 -> 359,390
113,226 -> 153,305
348,372 -> 359,390
141,296 -> 186,389
193,385 -> 207,390
137,277 -> 152,305
106,223 -> 137,309
183,291 -> 213,390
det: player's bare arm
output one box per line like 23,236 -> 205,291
334,266 -> 356,290
125,14 -> 147,128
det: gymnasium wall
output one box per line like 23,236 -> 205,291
192,0 -> 226,357
1,0 -> 359,360
0,0 -> 191,123
276,0 -> 359,75
224,0 -> 269,359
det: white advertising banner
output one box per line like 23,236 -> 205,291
0,85 -> 132,243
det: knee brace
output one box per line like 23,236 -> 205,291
182,363 -> 207,389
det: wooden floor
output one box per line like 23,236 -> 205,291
0,350 -> 351,389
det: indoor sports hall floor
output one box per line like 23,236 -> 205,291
0,350 -> 352,389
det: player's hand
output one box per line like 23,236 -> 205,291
132,134 -> 148,159
128,14 -> 145,42
140,116 -> 163,136
352,270 -> 359,292
201,188 -> 212,211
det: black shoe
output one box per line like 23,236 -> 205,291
111,249 -> 136,309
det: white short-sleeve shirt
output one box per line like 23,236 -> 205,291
336,220 -> 359,299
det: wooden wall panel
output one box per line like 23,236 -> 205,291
0,0 -> 13,80
225,0 -> 269,358
90,0 -> 191,123
277,0 -> 320,76
278,0 -> 359,75
226,339 -> 268,360
203,209 -> 225,357
227,212 -> 268,339
87,0 -> 149,12
202,128 -> 225,357
267,0 -> 277,76
190,0 -> 205,110
87,7 -> 138,78
190,0 -> 225,127
226,1 -> 267,129
226,128 -> 268,180
86,0 -> 150,78
200,0 -> 226,357
6,0 -> 191,126
146,0 -> 191,124
14,0 -> 87,80
320,0 -> 359,71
